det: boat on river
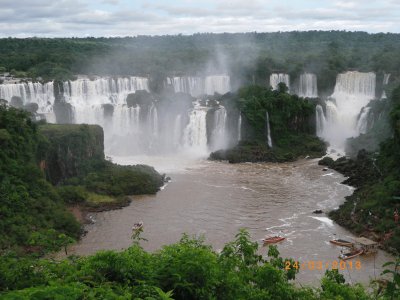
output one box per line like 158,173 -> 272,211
262,236 -> 285,244
330,239 -> 353,247
339,249 -> 363,260
132,222 -> 143,231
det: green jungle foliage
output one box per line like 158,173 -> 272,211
326,85 -> 400,253
210,84 -> 326,162
1,230 -> 394,300
0,105 -> 81,254
237,84 -> 316,138
0,106 -> 164,254
39,123 -> 164,207
1,31 -> 400,93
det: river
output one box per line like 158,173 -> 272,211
69,155 -> 393,286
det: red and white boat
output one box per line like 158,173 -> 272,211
262,236 -> 285,244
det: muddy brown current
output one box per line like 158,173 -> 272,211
69,156 -> 393,286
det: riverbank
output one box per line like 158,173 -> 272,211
68,196 -> 132,224
319,150 -> 400,254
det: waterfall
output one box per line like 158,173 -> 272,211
148,103 -> 159,137
266,111 -> 272,148
356,107 -> 371,134
107,105 -> 142,154
204,75 -> 231,95
0,81 -> 54,113
168,75 -> 231,97
173,114 -> 182,147
64,76 -> 149,105
269,73 -> 290,91
210,106 -> 228,151
298,73 -> 318,98
238,113 -> 242,141
0,76 -> 232,157
169,77 -> 203,96
381,73 -> 391,99
183,101 -> 208,155
319,71 -> 376,150
315,105 -> 326,137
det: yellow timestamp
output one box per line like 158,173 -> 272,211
284,260 -> 362,271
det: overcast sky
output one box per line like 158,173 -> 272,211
0,0 -> 399,37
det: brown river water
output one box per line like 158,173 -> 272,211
69,155 -> 393,286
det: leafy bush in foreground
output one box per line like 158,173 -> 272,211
0,230 -> 386,300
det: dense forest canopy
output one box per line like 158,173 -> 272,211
1,31 -> 400,93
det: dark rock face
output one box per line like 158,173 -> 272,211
53,102 -> 74,124
102,103 -> 114,118
51,80 -> 74,123
53,80 -> 66,103
318,150 -> 378,188
39,124 -> 105,185
126,90 -> 153,108
23,102 -> 39,113
10,96 -> 23,108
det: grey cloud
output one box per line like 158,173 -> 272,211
0,0 -> 398,37
101,0 -> 119,4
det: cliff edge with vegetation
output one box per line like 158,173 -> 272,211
209,84 -> 326,163
0,105 -> 164,255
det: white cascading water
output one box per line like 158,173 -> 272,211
173,114 -> 182,147
381,73 -> 391,99
64,76 -> 149,106
238,113 -> 242,142
315,105 -> 326,137
182,101 -> 208,155
210,106 -> 227,151
147,103 -> 159,137
266,111 -> 272,148
356,107 -> 371,134
167,75 -> 231,97
317,71 -> 376,151
0,81 -> 55,114
298,73 -> 318,98
204,75 -> 231,96
0,75 -> 232,157
167,77 -> 204,97
270,73 -> 290,91
62,76 -> 150,154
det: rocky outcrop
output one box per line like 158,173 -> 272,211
39,124 -> 104,185
318,150 -> 379,187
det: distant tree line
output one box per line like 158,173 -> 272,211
0,31 -> 400,94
